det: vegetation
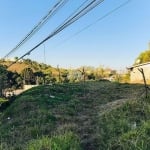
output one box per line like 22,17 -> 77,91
134,50 -> 150,64
0,64 -> 23,97
26,132 -> 81,150
2,58 -> 150,149
0,97 -> 8,105
0,59 -> 130,90
21,68 -> 36,85
0,65 -> 8,97
0,80 -> 147,150
98,97 -> 150,149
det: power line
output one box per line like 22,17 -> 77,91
56,0 -> 132,47
53,0 -> 105,35
3,0 -> 69,59
8,0 -> 105,68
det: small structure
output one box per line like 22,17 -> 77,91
128,62 -> 150,84
23,84 -> 38,91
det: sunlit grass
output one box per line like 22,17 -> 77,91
0,98 -> 8,103
98,97 -> 150,149
26,132 -> 82,150
0,81 -> 147,149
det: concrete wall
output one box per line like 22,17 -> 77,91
4,85 -> 38,97
23,85 -> 38,90
130,64 -> 150,83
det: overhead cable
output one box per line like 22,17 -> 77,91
8,0 -> 105,68
3,0 -> 69,59
56,0 -> 132,47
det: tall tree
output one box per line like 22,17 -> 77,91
134,50 -> 150,64
7,71 -> 23,89
0,65 -> 8,97
21,68 -> 35,85
61,70 -> 69,83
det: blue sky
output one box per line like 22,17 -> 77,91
0,0 -> 150,70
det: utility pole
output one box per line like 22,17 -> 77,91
57,65 -> 61,83
79,67 -> 86,98
43,44 -> 46,64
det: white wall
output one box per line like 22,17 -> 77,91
130,64 -> 150,83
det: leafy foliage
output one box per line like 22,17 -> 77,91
135,50 -> 150,64
0,58 -> 130,84
21,68 -> 36,85
0,65 -> 8,96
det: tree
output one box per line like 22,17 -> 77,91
61,70 -> 69,83
87,73 -> 95,80
34,71 -> 44,85
14,57 -> 18,61
0,65 -> 8,97
21,68 -> 35,85
95,66 -> 105,80
134,50 -> 150,64
7,71 -> 23,89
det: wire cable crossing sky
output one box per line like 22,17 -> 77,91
8,0 -> 105,68
3,0 -> 69,59
56,0 -> 131,48
1,0 -> 150,70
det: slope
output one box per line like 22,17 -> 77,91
0,81 -> 146,150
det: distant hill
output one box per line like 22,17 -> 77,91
3,61 -> 29,73
0,59 -> 59,74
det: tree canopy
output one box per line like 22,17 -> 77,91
0,65 -> 8,96
134,50 -> 150,65
0,58 -> 129,87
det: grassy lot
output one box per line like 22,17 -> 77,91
0,81 -> 149,150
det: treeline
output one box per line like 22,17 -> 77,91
134,48 -> 150,65
0,58 -> 129,97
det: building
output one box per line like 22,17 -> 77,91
128,62 -> 150,84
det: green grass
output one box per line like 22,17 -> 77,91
26,132 -> 82,150
0,81 -> 147,149
0,83 -> 86,149
98,97 -> 150,150
116,120 -> 150,150
0,98 -> 8,104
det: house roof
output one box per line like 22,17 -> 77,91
127,61 -> 150,70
